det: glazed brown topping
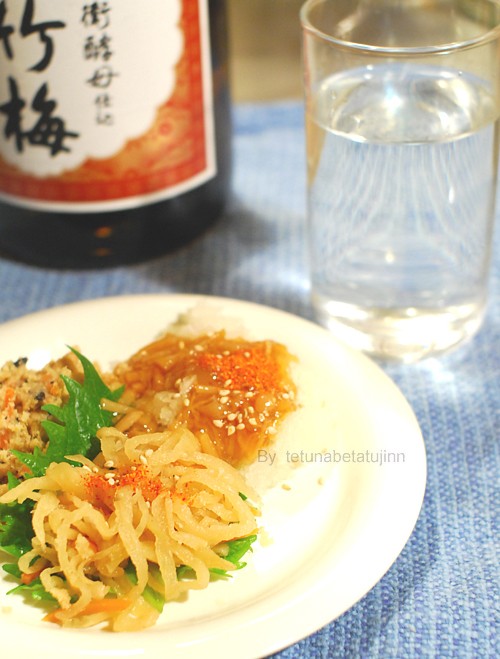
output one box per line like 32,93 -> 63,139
113,332 -> 297,465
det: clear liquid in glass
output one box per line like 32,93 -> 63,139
307,64 -> 499,361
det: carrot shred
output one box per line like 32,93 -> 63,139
43,598 -> 131,624
80,598 -> 132,615
21,570 -> 42,585
0,429 -> 11,449
2,386 -> 16,415
43,610 -> 62,624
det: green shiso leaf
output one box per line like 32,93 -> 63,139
12,347 -> 123,477
176,534 -> 258,581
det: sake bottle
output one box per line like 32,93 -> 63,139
0,0 -> 230,268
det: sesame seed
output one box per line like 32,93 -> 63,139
248,406 -> 255,414
92,467 -> 99,473
245,392 -> 254,398
227,413 -> 237,421
236,423 -> 245,430
213,419 -> 224,428
104,472 -> 114,480
183,398 -> 190,407
220,396 -> 229,404
194,344 -> 204,352
227,425 -> 236,436
248,418 -> 257,426
145,449 -> 154,457
224,379 -> 233,387
267,427 -> 277,435
108,478 -> 116,486
244,351 -> 251,358
140,454 -> 148,465
104,460 -> 114,468
219,389 -> 230,396
282,393 -> 290,399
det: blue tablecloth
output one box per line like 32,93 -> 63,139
0,101 -> 498,658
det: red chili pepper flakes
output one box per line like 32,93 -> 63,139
196,346 -> 282,391
85,463 -> 164,503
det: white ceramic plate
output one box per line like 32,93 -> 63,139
0,295 -> 426,658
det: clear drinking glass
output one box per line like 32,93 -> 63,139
301,0 -> 500,361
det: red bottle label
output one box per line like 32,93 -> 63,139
0,0 -> 216,212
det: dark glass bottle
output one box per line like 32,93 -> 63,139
0,0 -> 230,269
